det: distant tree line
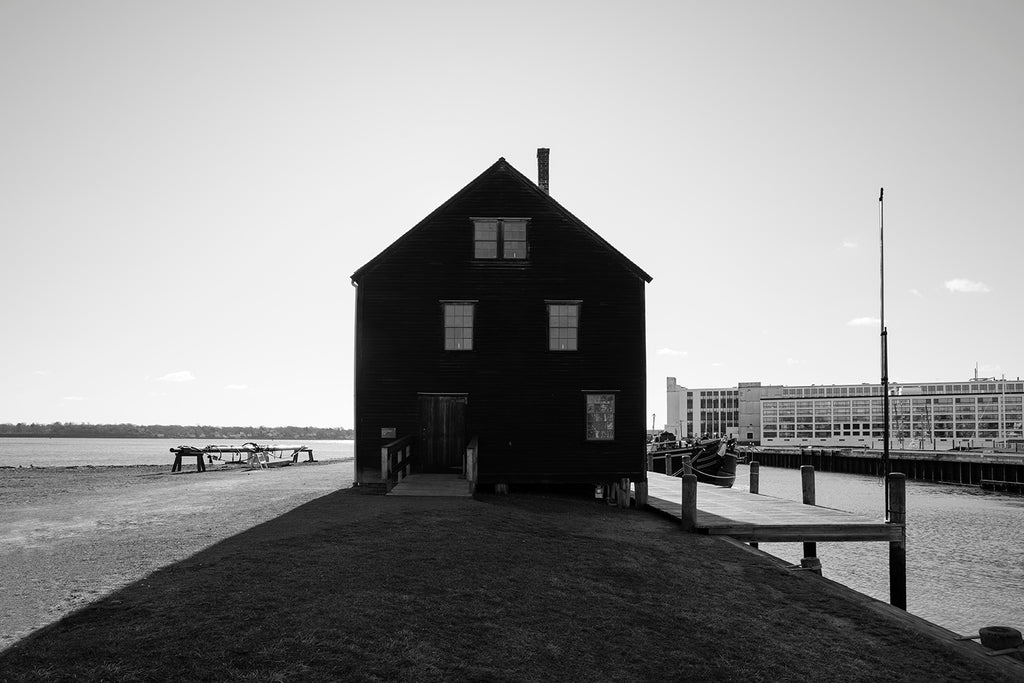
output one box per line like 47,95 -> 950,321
0,422 -> 353,440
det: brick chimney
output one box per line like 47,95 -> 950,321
537,148 -> 549,194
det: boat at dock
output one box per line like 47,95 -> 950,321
647,433 -> 738,488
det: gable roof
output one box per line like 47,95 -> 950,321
351,157 -> 653,284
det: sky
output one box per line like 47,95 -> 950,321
2,1 -> 1022,429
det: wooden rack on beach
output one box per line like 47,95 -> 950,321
169,443 -> 314,472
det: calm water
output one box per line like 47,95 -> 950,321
735,463 -> 1024,635
0,437 -> 354,468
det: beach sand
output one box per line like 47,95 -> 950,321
0,460 -> 353,649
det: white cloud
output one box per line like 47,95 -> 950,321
786,357 -> 800,366
842,240 -> 858,249
33,370 -> 50,377
945,278 -> 991,293
157,370 -> 196,383
711,362 -> 725,367
847,316 -> 881,327
62,396 -> 84,401
909,288 -> 923,298
225,384 -> 249,390
656,347 -> 688,357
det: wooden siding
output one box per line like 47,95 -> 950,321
353,160 -> 648,485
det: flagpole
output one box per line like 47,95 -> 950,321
880,187 -> 891,510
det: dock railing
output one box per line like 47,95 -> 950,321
744,461 -> 907,608
381,435 -> 414,493
464,436 -> 479,495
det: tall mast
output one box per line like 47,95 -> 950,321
880,188 -> 891,507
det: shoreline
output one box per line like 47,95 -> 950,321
0,455 -> 354,471
0,436 -> 355,470
0,435 -> 350,440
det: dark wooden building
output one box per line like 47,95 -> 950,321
351,150 -> 652,493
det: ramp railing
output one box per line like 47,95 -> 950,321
464,436 -> 479,495
381,435 -> 414,493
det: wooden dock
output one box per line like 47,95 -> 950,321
643,471 -> 903,543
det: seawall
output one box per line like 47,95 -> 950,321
741,447 -> 1024,492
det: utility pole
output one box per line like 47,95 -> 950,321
880,188 -> 891,508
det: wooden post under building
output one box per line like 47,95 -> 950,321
680,474 -> 698,532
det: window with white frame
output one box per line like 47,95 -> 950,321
547,301 -> 580,351
442,301 -> 475,350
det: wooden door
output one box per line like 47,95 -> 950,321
418,394 -> 467,473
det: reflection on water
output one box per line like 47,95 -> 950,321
736,464 -> 1024,635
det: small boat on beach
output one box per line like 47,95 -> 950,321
647,433 -> 738,488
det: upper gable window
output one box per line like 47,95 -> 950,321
473,218 -> 528,260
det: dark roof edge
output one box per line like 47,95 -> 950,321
351,157 -> 652,284
351,158 -> 508,283
499,160 -> 653,284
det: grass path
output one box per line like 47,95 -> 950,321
1,487 -> 1019,681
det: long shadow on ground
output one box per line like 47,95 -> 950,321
0,489 -> 1017,682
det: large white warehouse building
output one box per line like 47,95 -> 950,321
666,376 -> 1024,451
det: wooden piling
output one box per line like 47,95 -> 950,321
749,461 -> 760,548
801,466 -> 818,570
680,455 -> 693,476
887,472 -> 907,609
635,480 -> 648,507
680,474 -> 698,532
801,465 -> 815,505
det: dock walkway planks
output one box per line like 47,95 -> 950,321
386,473 -> 472,498
644,471 -> 902,543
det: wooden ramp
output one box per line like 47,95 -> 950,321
387,474 -> 472,498
644,472 -> 902,542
